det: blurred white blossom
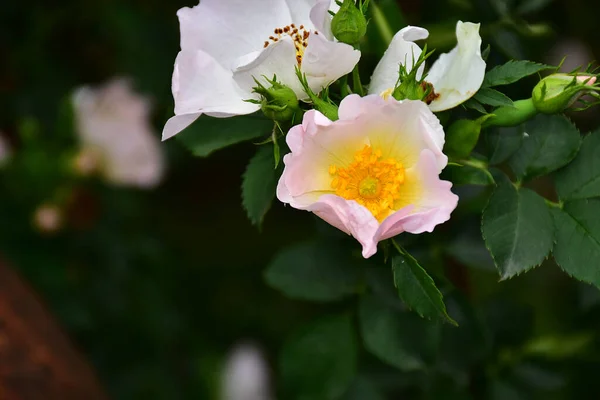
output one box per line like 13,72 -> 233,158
72,78 -> 164,188
221,342 -> 272,400
0,133 -> 11,167
33,204 -> 63,234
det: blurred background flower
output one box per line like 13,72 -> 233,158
1,0 -> 600,399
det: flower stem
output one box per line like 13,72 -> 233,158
352,64 -> 364,96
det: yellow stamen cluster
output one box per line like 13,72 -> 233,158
263,24 -> 317,65
330,145 -> 405,221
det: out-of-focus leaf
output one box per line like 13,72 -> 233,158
358,294 -> 439,371
443,164 -> 495,186
281,314 -> 357,400
482,178 -> 554,279
509,115 -> 580,180
555,130 -> 600,201
177,113 -> 271,157
242,145 -> 281,227
264,241 -> 364,302
341,377 -> 386,400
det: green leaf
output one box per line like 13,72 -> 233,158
486,127 -> 524,165
264,241 -> 364,302
474,88 -> 515,107
483,60 -> 552,88
358,295 -> 439,371
242,146 -> 281,226
555,130 -> 600,201
281,314 -> 357,400
176,113 -> 272,157
443,164 -> 495,186
509,115 -> 581,180
518,0 -> 555,15
463,98 -> 487,114
553,200 -> 600,288
392,253 -> 456,324
481,178 -> 554,279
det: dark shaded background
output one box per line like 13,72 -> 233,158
1,0 -> 600,399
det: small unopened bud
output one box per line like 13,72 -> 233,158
445,115 -> 493,159
331,0 -> 367,46
33,204 -> 63,234
532,73 -> 598,114
252,77 -> 300,122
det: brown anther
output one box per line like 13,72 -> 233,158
293,28 -> 298,34
303,41 -> 308,47
314,31 -> 319,35
421,81 -> 440,104
291,23 -> 296,28
284,26 -> 290,32
296,55 -> 302,64
269,36 -> 275,40
264,41 -> 269,48
303,31 -> 310,40
273,37 -> 279,42
300,25 -> 304,29
274,28 -> 278,34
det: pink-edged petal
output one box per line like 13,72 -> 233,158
301,32 -> 361,96
339,95 -> 446,170
233,38 -> 306,98
368,26 -> 429,96
427,21 -> 485,111
375,150 -> 458,241
280,192 -> 381,258
177,0 -> 291,69
280,110 -> 369,196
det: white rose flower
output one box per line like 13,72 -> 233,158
369,21 -> 486,111
162,0 -> 360,140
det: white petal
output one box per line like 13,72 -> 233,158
163,50 -> 258,140
427,21 -> 486,112
233,38 -> 306,97
284,0 -> 320,29
309,0 -> 339,40
177,0 -> 292,70
301,32 -> 360,95
368,26 -> 429,96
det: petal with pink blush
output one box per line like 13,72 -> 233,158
340,95 -> 447,170
277,96 -> 457,258
375,150 -> 458,242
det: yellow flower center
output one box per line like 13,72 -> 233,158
330,145 -> 405,221
263,24 -> 316,65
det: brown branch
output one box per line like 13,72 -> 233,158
0,258 -> 109,400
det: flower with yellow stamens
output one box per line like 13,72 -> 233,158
277,94 -> 458,258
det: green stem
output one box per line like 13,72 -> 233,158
352,64 -> 364,96
544,198 -> 562,209
371,2 -> 394,45
483,98 -> 538,128
391,238 -> 405,255
340,75 -> 350,98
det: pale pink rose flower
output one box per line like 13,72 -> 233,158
277,94 -> 458,258
72,79 -> 164,188
162,0 -> 359,140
